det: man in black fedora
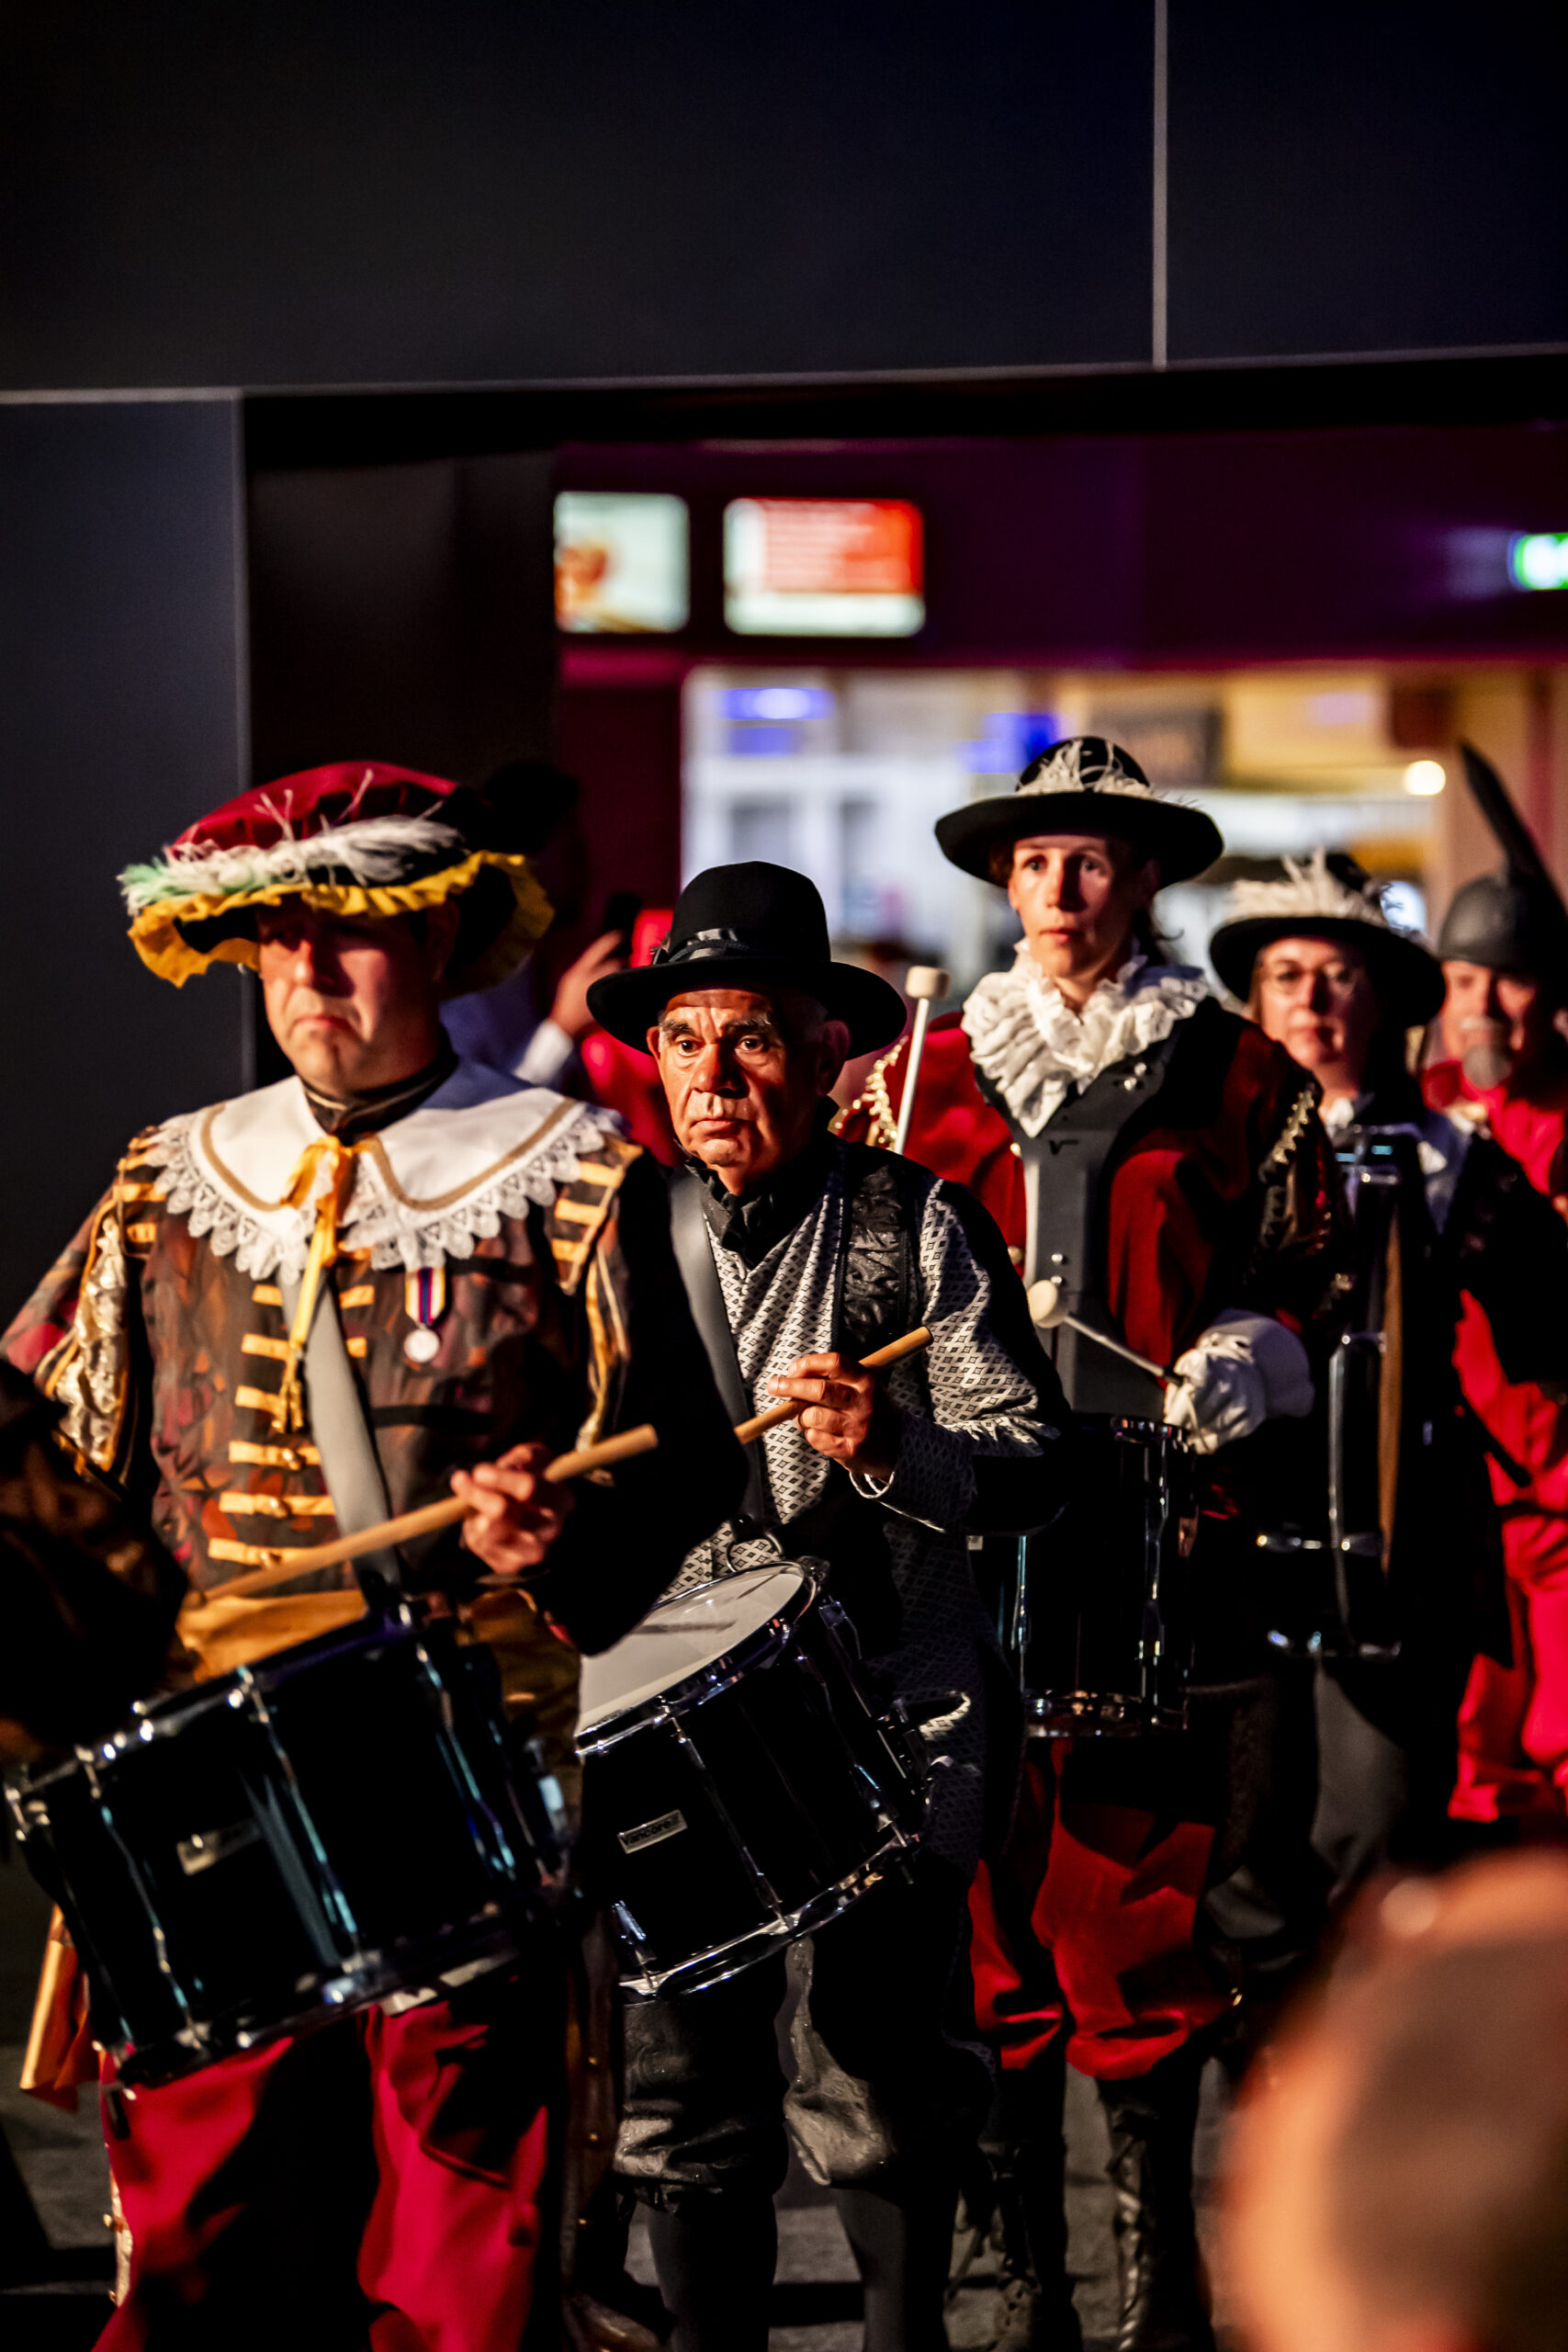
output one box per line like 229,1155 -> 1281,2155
588,862 -> 1076,2352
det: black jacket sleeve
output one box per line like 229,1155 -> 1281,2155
528,1153 -> 748,1653
0,1364 -> 186,1747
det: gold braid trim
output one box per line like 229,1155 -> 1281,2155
39,1176 -> 136,1480
831,1035 -> 906,1150
1255,1083 -> 1318,1182
127,849 -> 552,993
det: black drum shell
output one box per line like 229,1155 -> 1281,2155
1008,1416 -> 1196,1736
577,1577 -> 922,1997
6,1609 -> 555,2085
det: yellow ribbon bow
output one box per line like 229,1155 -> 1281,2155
273,1136 -> 364,1434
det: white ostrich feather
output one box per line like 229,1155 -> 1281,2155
1224,848 -> 1397,933
119,815 -> 468,912
1017,740 -> 1156,801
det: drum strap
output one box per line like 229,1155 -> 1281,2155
277,1269 -> 403,1597
668,1155 -> 915,1652
669,1172 -> 772,1533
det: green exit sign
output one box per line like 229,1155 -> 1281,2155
1509,534 -> 1568,591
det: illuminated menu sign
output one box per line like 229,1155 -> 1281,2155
724,499 -> 924,637
555,492 -> 690,632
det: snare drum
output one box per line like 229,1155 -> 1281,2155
576,1564 -> 924,2000
7,1607 -> 561,2086
1005,1416 -> 1197,1737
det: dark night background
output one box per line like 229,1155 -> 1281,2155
0,0 -> 1565,1312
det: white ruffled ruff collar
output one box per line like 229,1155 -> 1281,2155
141,1057 -> 623,1277
962,947 -> 1208,1137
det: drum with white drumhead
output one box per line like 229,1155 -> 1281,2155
576,1563 -> 925,1999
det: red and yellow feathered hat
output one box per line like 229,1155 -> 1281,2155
118,762 -> 553,995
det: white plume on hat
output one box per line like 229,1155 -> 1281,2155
1224,848 -> 1403,936
1017,738 -> 1160,803
120,815 -> 467,914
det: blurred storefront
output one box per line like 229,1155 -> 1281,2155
532,426 -> 1568,999
681,661 -> 1562,994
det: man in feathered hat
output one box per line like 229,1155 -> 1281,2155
586,861 -> 1077,2352
1421,779 -> 1568,1832
840,739 -> 1345,2352
1211,852 -> 1568,1916
3,760 -> 744,2350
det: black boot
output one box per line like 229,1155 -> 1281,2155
834,2177 -> 960,2352
982,2055 -> 1083,2352
1095,2048 -> 1214,2352
645,2189 -> 777,2352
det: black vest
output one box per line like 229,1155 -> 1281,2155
667,1145 -> 924,1651
978,1025 -> 1186,1417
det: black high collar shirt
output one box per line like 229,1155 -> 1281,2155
687,1103 -> 840,1272
301,1035 -> 459,1145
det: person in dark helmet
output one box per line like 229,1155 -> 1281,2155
589,861 -> 1077,2352
1427,845 -> 1568,1828
1435,869 -> 1568,1102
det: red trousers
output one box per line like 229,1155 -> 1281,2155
968,1746 -> 1228,2084
100,1989 -> 554,2351
1454,1550 -> 1568,1824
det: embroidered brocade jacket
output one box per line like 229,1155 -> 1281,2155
3,1061 -> 744,1770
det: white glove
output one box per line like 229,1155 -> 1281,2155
1163,1310 -> 1314,1453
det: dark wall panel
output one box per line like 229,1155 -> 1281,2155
0,401 -> 244,1318
0,1 -> 1152,393
1172,1 -> 1568,362
247,453 -> 556,785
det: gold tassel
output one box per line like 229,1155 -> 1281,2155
272,1136 -> 362,1434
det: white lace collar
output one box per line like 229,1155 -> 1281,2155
141,1057 -> 623,1277
962,946 -> 1208,1137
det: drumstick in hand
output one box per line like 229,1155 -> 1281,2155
732,1325 -> 932,1444
206,1327 -> 932,1604
204,1423 -> 660,1600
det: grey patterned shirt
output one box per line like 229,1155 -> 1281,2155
672,1142 -> 1062,1872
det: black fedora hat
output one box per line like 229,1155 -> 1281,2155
587,862 -> 907,1054
935,736 -> 1224,888
1210,851 -> 1445,1025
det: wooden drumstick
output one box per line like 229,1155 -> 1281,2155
468,1326 -> 935,1590
731,1324 -> 932,1444
203,1422 -> 660,1600
206,1325 -> 933,1604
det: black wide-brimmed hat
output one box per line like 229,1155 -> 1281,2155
587,862 -> 907,1054
935,735 -> 1224,887
1209,850 -> 1445,1025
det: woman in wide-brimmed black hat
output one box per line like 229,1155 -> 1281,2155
935,732 -> 1223,893
859,740 -> 1347,2352
1210,848 -> 1444,1115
